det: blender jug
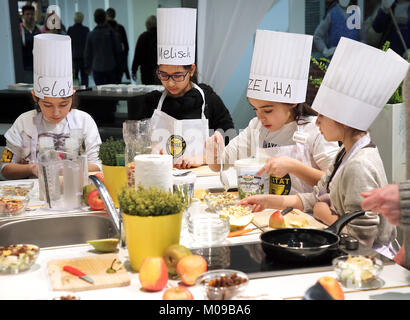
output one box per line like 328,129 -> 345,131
38,149 -> 84,211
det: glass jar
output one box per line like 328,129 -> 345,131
122,120 -> 152,188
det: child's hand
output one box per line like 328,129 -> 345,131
237,195 -> 273,212
257,156 -> 294,178
30,163 -> 39,177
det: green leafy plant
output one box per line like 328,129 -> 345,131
309,43 -> 410,104
118,185 -> 187,216
382,41 -> 410,104
98,137 -> 125,166
309,57 -> 330,89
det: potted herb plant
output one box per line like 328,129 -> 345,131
118,185 -> 187,271
98,137 -> 127,207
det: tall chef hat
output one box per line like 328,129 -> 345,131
247,30 -> 313,104
157,8 -> 197,65
312,37 -> 409,131
33,34 -> 73,99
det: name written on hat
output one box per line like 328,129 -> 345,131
248,77 -> 292,99
158,46 -> 192,61
34,76 -> 73,98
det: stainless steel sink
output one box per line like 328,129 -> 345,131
0,212 -> 119,248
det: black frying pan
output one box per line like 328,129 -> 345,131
260,210 -> 365,263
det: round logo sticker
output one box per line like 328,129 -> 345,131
269,174 -> 291,195
166,135 -> 186,158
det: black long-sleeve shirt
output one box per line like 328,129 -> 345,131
130,83 -> 235,134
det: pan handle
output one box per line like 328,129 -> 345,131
326,210 -> 366,235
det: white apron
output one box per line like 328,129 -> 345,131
150,83 -> 209,165
257,124 -> 313,195
29,112 -> 77,163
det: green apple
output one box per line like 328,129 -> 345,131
87,238 -> 119,252
163,244 -> 192,277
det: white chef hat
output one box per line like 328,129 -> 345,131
312,37 -> 409,131
33,34 -> 73,99
157,8 -> 197,66
247,30 -> 313,104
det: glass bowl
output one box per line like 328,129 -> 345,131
187,214 -> 230,246
0,182 -> 34,197
0,195 -> 29,216
196,269 -> 249,300
332,255 -> 383,288
0,244 -> 40,274
204,192 -> 238,212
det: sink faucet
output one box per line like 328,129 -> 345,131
89,175 -> 124,247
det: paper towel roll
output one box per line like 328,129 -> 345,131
134,154 -> 173,192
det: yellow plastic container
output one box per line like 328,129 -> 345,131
102,164 -> 127,208
122,211 -> 183,271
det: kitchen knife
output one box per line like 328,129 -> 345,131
281,207 -> 293,216
63,265 -> 94,284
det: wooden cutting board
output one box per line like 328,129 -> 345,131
47,254 -> 130,292
251,209 -> 326,231
189,165 -> 219,177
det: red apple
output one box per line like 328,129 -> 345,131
162,286 -> 194,300
269,210 -> 286,229
317,276 -> 345,300
93,172 -> 104,184
176,254 -> 207,286
139,257 -> 168,292
87,189 -> 106,211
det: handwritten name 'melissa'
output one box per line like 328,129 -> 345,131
248,78 -> 292,98
35,76 -> 72,97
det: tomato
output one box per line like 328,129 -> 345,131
87,189 -> 106,211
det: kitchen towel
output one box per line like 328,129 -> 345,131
134,154 -> 173,192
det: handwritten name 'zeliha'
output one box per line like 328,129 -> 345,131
248,78 -> 292,98
35,76 -> 72,97
159,47 -> 191,60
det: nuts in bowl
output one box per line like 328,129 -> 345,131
204,192 -> 238,211
0,195 -> 29,216
1,182 -> 34,197
0,244 -> 40,274
332,255 -> 383,288
197,269 -> 249,300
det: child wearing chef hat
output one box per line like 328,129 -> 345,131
132,8 -> 234,169
239,37 -> 409,258
207,30 -> 340,196
0,34 -> 102,180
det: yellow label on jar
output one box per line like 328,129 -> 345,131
269,174 -> 291,195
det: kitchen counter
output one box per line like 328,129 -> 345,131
1,172 -> 410,300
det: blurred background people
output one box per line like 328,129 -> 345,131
371,0 -> 409,58
19,4 -> 41,83
84,8 -> 122,85
67,12 -> 90,87
313,0 -> 366,59
106,7 -> 130,83
132,15 -> 160,85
